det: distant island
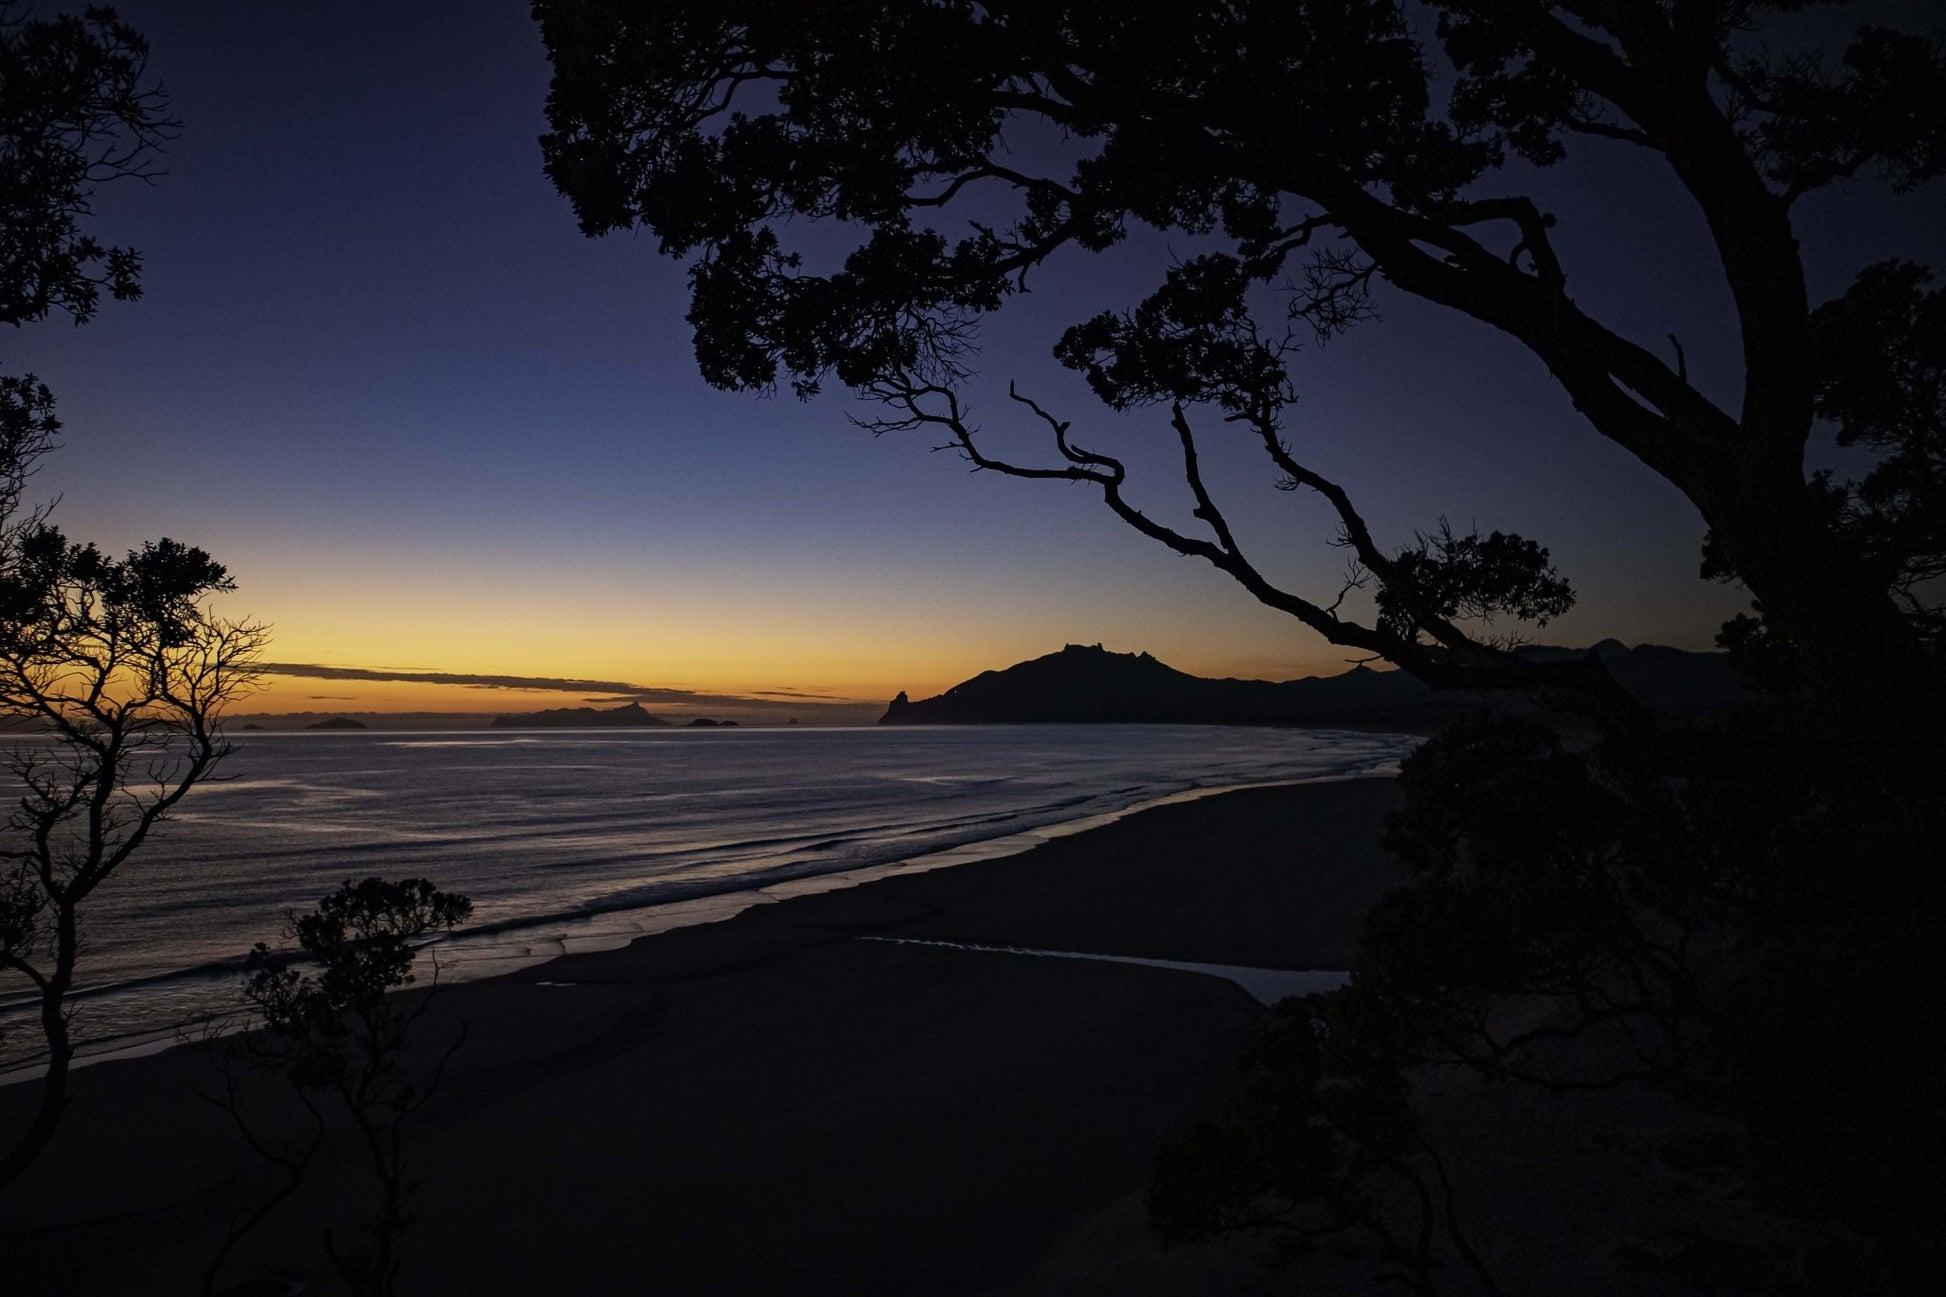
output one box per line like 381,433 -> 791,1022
880,641 -> 1742,729
686,717 -> 739,728
489,701 -> 671,729
305,717 -> 367,731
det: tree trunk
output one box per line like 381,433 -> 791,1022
0,910 -> 77,1190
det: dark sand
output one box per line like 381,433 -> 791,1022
0,777 -> 1404,1296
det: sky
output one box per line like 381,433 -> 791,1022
6,2 -> 1942,721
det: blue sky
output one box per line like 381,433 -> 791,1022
7,1 -> 1941,716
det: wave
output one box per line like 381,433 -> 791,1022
1,725 -> 1418,1072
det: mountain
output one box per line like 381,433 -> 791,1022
879,642 -> 1744,728
879,644 -> 1435,728
488,701 -> 671,729
1519,637 -> 1746,710
305,717 -> 367,731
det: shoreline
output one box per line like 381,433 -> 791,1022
0,761 -> 1409,1085
3,776 -> 1407,1294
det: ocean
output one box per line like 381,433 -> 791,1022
0,723 -> 1414,1071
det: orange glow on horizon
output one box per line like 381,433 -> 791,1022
207,560 -> 1380,720
233,648 -> 1368,719
237,674 -> 880,717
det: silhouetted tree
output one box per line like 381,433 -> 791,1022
538,4 -> 1946,1289
535,0 -> 1944,740
2,2 -> 173,327
3,0 -> 173,553
212,878 -> 471,1297
1156,703 -> 1946,1289
0,515 -> 266,1186
0,4 -> 263,1191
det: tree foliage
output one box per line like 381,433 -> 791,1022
1,1 -> 173,327
215,877 -> 472,1297
1156,707 -> 1946,1288
0,493 -> 265,1187
1807,259 -> 1946,640
538,0 -> 1946,724
1152,992 -> 1503,1296
244,878 -> 474,1094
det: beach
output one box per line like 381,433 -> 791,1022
0,724 -> 1415,1068
0,777 -> 1403,1295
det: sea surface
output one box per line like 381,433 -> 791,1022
0,723 -> 1414,1070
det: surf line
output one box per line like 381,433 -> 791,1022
860,936 -> 1347,1006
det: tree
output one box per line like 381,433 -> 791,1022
0,4 -> 263,1190
204,877 -> 472,1297
0,518 -> 265,1185
1152,700 -> 1946,1289
2,2 -> 172,327
534,0 -> 1944,743
535,4 -> 1946,1286
3,0 -> 174,549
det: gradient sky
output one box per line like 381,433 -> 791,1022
6,2 -> 1941,719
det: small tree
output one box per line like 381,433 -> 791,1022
214,877 -> 472,1297
0,516 -> 265,1185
